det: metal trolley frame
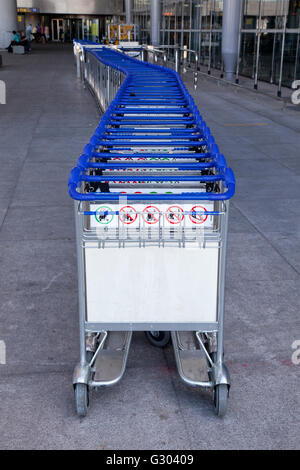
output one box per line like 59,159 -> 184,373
70,40 -> 236,417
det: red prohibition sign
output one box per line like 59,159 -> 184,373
166,205 -> 184,225
189,205 -> 208,225
143,206 -> 160,225
119,206 -> 138,225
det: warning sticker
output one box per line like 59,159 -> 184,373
143,206 -> 160,225
189,205 -> 208,225
119,206 -> 138,225
95,205 -> 114,225
166,205 -> 184,225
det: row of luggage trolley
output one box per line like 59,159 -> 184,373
69,40 -> 236,417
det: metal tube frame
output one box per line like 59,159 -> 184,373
72,44 -> 232,392
154,44 -> 198,87
207,5 -> 213,75
254,0 -> 262,90
294,25 -> 300,83
235,0 -> 244,84
278,12 -> 288,97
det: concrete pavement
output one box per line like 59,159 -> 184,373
0,44 -> 299,450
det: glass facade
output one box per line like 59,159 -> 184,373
133,0 -> 300,88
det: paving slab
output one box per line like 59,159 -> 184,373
0,44 -> 299,450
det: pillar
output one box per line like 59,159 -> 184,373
151,0 -> 161,46
222,0 -> 243,81
0,0 -> 17,49
125,0 -> 133,25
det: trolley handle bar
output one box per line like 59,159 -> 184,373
68,167 -> 235,201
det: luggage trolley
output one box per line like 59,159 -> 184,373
69,43 -> 236,417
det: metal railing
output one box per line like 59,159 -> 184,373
141,44 -> 199,90
156,39 -> 296,100
74,42 -> 125,112
141,45 -> 167,64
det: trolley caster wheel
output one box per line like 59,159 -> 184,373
145,331 -> 170,348
74,383 -> 89,417
213,384 -> 229,417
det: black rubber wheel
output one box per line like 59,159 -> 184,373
145,331 -> 171,348
74,383 -> 89,417
213,384 -> 229,417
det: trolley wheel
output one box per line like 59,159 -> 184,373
213,384 -> 229,417
145,331 -> 171,348
74,383 -> 89,417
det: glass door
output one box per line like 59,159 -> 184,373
83,18 -> 99,42
51,19 -> 65,42
70,19 -> 83,41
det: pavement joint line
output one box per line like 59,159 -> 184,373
186,67 -> 296,108
231,201 -> 300,278
258,146 -> 300,166
0,238 -> 75,242
223,123 -> 268,127
0,110 -> 45,234
0,366 -> 75,374
161,347 -> 195,447
195,83 -> 300,134
186,73 -> 300,133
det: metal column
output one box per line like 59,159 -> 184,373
151,0 -> 161,47
222,0 -> 243,81
125,0 -> 133,25
0,0 -> 17,49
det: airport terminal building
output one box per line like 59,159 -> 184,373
134,0 -> 300,87
0,0 -> 298,88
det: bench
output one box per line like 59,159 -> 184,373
12,45 -> 25,55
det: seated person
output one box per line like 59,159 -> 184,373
20,34 -> 30,53
7,31 -> 21,53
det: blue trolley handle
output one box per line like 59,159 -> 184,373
68,167 -> 235,201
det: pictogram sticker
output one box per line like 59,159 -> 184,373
166,205 -> 184,225
95,206 -> 114,225
119,205 -> 138,225
189,205 -> 208,225
143,206 -> 160,225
